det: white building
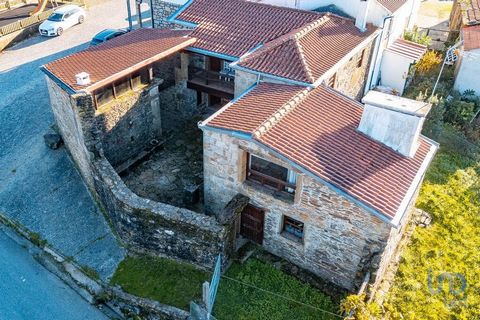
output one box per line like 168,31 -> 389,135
454,24 -> 480,95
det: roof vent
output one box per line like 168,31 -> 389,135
75,72 -> 91,86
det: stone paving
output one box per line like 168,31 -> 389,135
0,0 -> 154,280
121,120 -> 205,212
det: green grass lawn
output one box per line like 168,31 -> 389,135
214,259 -> 339,320
110,255 -> 209,310
110,256 -> 340,319
383,129 -> 480,319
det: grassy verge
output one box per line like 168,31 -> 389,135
110,255 -> 209,310
383,129 -> 480,319
110,255 -> 339,319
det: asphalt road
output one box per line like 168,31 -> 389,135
0,228 -> 108,320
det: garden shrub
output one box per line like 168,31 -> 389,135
415,51 -> 442,76
404,27 -> 432,46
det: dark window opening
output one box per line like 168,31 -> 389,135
247,154 -> 296,194
357,49 -> 365,68
283,216 -> 304,241
93,66 -> 152,108
94,86 -> 114,107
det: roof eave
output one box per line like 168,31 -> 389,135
390,137 -> 439,227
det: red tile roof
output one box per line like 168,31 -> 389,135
463,24 -> 480,51
236,14 -> 376,83
461,0 -> 480,25
203,82 -> 437,220
385,39 -> 427,60
42,29 -> 195,92
173,0 -> 323,57
376,0 -> 408,12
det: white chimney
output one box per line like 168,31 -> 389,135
355,0 -> 371,31
360,91 -> 432,158
75,72 -> 91,86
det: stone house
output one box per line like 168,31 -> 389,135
42,0 -> 438,291
200,84 -> 438,289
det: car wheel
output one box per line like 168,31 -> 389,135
57,27 -> 63,36
78,15 -> 85,24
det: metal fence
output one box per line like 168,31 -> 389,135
0,0 -> 84,37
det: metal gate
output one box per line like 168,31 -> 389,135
240,204 -> 264,244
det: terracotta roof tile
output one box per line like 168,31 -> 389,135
385,39 -> 427,60
237,14 -> 376,83
376,0 -> 407,12
203,83 -> 436,219
461,0 -> 480,25
463,24 -> 480,51
174,0 -> 322,57
42,29 -> 195,92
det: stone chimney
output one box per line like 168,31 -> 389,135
360,91 -> 432,158
355,0 -> 371,31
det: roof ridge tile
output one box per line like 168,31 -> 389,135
253,86 -> 311,138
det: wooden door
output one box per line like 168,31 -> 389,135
240,205 -> 265,244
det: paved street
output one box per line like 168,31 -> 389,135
0,0 -> 152,307
0,227 -> 108,320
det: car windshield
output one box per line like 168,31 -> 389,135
48,13 -> 63,21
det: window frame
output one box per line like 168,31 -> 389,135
282,215 -> 304,242
246,153 -> 297,195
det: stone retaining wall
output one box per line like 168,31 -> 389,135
92,156 -> 233,269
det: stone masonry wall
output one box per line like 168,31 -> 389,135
234,70 -> 258,98
202,129 -> 395,290
46,78 -> 95,188
151,0 -> 183,29
333,41 -> 375,101
96,80 -> 163,167
93,156 -> 234,269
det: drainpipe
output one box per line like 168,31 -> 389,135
364,15 -> 393,94
126,0 -> 133,30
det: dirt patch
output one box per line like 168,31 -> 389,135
121,121 -> 204,212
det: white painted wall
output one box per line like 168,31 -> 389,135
379,50 -> 413,94
454,49 -> 480,95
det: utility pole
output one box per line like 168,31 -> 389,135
126,0 -> 133,30
136,0 -> 143,28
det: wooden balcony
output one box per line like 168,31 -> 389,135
187,66 -> 235,99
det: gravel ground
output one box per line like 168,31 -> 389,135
0,0 -> 153,281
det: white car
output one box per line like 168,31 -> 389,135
39,5 -> 86,36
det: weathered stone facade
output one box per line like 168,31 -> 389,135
234,70 -> 258,98
202,128 -> 414,290
92,156 -> 233,268
150,0 -> 183,29
45,54 -> 234,269
332,41 -> 375,101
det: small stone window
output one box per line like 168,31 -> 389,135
247,154 -> 297,195
282,215 -> 304,242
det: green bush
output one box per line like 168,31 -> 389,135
404,27 -> 432,46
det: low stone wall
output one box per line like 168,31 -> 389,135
92,156 -> 233,269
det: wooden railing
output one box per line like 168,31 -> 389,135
247,169 -> 296,193
188,66 -> 235,91
0,1 -> 84,37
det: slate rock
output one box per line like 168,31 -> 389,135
44,133 -> 63,150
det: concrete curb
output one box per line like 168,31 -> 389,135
0,213 -> 189,320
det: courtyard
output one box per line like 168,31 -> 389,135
120,119 -> 205,212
